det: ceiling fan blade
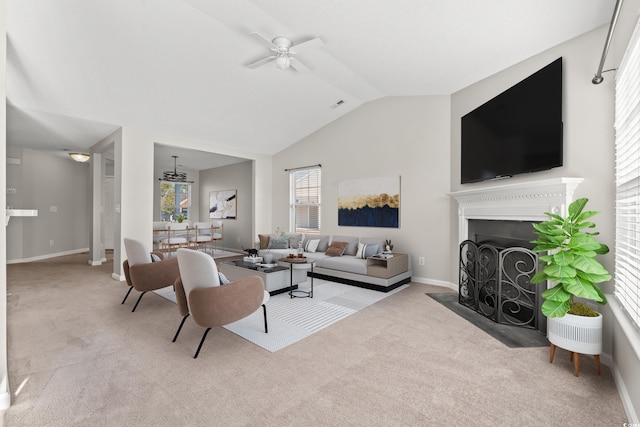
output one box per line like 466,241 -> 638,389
246,56 -> 277,69
249,32 -> 276,49
289,57 -> 310,73
291,37 -> 324,53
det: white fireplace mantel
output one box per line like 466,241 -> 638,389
450,177 -> 584,244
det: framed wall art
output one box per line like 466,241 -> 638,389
338,176 -> 400,228
209,190 -> 237,219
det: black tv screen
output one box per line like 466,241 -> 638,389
461,57 -> 563,184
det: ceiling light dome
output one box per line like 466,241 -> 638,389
275,56 -> 290,70
69,153 -> 90,162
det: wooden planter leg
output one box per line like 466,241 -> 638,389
594,355 -> 601,375
549,344 -> 556,363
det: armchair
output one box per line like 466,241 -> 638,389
122,238 -> 181,312
173,248 -> 269,358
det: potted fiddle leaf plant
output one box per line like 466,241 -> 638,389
530,198 -> 611,357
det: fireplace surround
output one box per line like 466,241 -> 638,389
451,177 -> 584,332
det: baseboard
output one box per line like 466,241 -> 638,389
0,390 -> 10,410
612,360 -> 639,423
112,273 -> 125,281
0,374 -> 10,410
6,248 -> 89,264
411,276 -> 457,291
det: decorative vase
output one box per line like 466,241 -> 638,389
548,312 -> 603,355
263,252 -> 274,264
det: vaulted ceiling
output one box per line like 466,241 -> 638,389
6,0 -> 614,169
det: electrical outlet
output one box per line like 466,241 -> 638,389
6,188 -> 16,195
418,257 -> 425,265
50,240 -> 54,247
50,206 -> 57,212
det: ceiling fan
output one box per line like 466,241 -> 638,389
246,32 -> 324,72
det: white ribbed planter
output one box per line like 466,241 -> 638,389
548,313 -> 602,355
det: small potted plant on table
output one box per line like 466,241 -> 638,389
530,198 -> 611,376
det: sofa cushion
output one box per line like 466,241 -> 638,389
319,256 -> 368,275
330,235 -> 359,256
302,234 -> 330,252
286,233 -> 304,249
326,241 -> 348,257
359,237 -> 386,250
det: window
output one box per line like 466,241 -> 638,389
160,181 -> 191,221
614,17 -> 640,329
290,167 -> 321,233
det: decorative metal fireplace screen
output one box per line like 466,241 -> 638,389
459,240 -> 542,330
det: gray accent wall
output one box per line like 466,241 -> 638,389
6,147 -> 91,262
198,160 -> 254,252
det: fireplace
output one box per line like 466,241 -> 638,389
451,177 -> 584,333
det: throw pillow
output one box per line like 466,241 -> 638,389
325,241 -> 348,257
364,244 -> 380,258
267,236 -> 289,249
218,272 -> 231,285
355,243 -> 381,259
258,234 -> 271,250
305,239 -> 320,253
355,242 -> 365,259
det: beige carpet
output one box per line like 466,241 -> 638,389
4,253 -> 628,426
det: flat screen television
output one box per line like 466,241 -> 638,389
461,57 -> 563,184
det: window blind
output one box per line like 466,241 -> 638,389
290,167 -> 321,233
614,16 -> 640,329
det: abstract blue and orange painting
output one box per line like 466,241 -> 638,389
338,176 -> 400,228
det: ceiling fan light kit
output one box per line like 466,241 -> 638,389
247,32 -> 323,72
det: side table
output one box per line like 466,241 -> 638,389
279,257 -> 316,298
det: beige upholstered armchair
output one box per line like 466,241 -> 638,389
122,238 -> 181,312
173,248 -> 269,358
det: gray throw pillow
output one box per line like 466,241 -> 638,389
267,236 -> 289,249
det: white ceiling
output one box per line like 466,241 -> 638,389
6,0 -> 614,170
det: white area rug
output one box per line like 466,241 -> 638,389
154,280 -> 409,352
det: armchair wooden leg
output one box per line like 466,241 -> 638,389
131,291 -> 147,312
121,286 -> 134,305
262,304 -> 268,333
172,314 -> 190,342
194,328 -> 212,359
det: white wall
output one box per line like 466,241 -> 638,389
449,15 -> 640,421
6,147 -> 91,262
199,160 -> 254,251
1,0 -> 9,408
272,95 -> 452,286
449,26 -> 615,287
